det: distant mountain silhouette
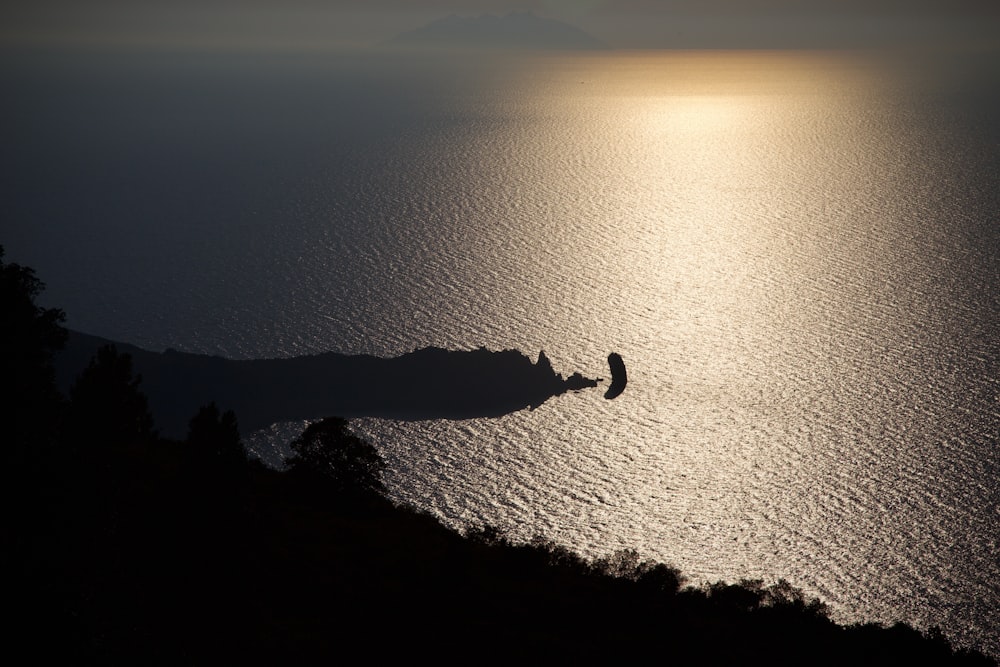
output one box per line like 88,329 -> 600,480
391,12 -> 607,51
55,331 -> 600,436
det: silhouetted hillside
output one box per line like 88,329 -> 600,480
391,12 -> 607,51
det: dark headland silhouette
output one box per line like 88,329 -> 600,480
391,12 -> 607,51
54,331 -> 600,436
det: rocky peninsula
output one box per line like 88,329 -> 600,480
55,332 -> 600,436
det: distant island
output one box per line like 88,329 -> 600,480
390,12 -> 607,51
55,331 -> 600,436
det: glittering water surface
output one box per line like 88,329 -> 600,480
3,49 -> 998,656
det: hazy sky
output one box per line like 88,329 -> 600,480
3,0 -> 998,50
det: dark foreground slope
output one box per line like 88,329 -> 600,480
20,361 -> 996,665
13,416 -> 993,665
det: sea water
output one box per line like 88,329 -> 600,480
2,47 -> 997,656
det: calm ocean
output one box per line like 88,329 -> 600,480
2,47 -> 997,656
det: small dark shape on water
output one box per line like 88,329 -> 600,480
605,352 -> 627,400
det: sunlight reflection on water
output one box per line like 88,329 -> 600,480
343,52 -> 999,655
4,49 -> 997,656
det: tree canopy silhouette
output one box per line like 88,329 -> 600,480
187,401 -> 245,469
1,245 -> 67,455
66,344 -> 155,453
286,417 -> 386,501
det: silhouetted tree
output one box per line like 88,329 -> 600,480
464,524 -> 511,547
1,245 -> 67,457
285,417 -> 386,501
761,577 -> 829,618
187,401 -> 246,469
5,246 -> 71,643
594,548 -> 685,595
704,579 -> 767,613
66,344 -> 155,455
